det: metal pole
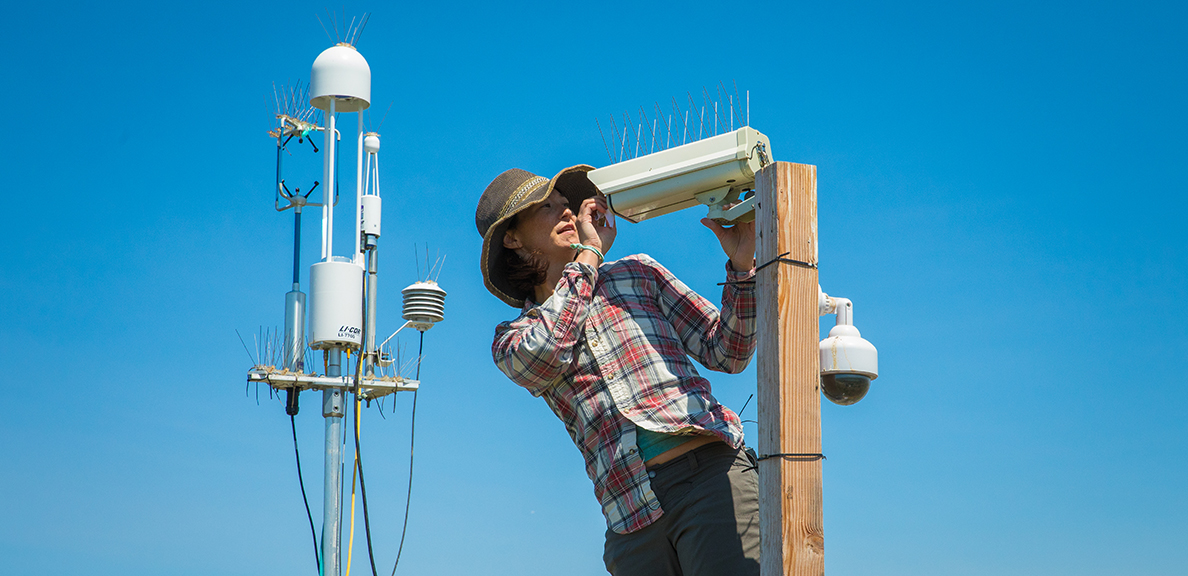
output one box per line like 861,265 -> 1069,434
322,347 -> 345,576
364,244 -> 378,377
355,126 -> 365,263
292,207 -> 303,287
276,136 -> 284,206
284,206 -> 306,415
283,286 -> 306,415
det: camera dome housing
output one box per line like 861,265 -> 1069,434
819,323 -> 878,406
821,373 -> 871,405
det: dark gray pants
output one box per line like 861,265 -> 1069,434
602,442 -> 760,576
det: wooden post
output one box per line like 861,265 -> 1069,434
755,162 -> 822,576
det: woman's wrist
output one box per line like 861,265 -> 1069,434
575,250 -> 602,267
576,233 -> 602,250
572,243 -> 605,266
729,256 -> 755,272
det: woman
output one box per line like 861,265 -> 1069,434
475,165 -> 759,576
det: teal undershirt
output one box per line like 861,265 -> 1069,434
636,425 -> 693,462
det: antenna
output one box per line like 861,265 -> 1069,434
316,14 -> 334,43
375,100 -> 394,132
596,118 -> 613,163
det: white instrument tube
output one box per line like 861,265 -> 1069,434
322,99 -> 336,259
355,123 -> 365,264
372,147 -> 380,196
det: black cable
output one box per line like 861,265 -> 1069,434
353,336 -> 380,576
757,452 -> 826,462
738,393 -> 754,418
718,252 -> 817,286
390,331 -> 423,576
291,415 -> 321,574
743,452 -> 825,474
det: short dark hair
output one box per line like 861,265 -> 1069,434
499,214 -> 549,301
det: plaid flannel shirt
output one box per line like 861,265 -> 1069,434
492,253 -> 757,534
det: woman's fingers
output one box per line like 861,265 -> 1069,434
580,197 -> 615,253
701,217 -> 733,246
575,197 -> 614,252
701,217 -> 755,265
701,217 -> 726,239
579,198 -> 613,231
579,197 -> 609,220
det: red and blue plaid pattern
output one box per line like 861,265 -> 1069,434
492,254 -> 756,534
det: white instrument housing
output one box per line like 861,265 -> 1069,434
587,127 -> 772,223
309,258 -> 364,350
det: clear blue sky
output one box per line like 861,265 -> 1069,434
2,1 -> 1185,574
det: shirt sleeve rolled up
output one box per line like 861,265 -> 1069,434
491,261 -> 599,396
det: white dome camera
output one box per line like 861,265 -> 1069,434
818,288 -> 878,405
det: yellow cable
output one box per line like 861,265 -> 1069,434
346,447 -> 358,576
345,351 -> 359,576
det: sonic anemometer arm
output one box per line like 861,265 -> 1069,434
276,181 -> 323,212
273,121 -> 341,212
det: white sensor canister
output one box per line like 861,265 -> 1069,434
309,258 -> 364,349
360,195 -> 381,237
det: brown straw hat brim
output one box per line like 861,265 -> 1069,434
477,165 -> 602,308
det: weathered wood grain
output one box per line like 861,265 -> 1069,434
755,162 -> 822,576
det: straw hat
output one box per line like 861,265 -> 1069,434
476,165 -> 601,307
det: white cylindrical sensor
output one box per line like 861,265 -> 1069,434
309,258 -> 364,349
283,290 -> 307,371
363,133 -> 380,153
310,44 -> 371,113
360,195 -> 381,237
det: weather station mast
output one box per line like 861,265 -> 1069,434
246,15 -> 447,576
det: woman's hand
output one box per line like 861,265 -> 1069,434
576,196 -> 616,255
701,217 -> 755,272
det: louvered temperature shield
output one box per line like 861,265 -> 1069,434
402,281 -> 447,331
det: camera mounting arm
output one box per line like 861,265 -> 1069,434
818,289 -> 853,326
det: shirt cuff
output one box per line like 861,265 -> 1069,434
567,260 -> 600,283
725,259 -> 756,286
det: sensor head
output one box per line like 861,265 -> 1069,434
310,44 -> 371,112
819,323 -> 878,406
821,373 -> 871,406
363,132 -> 380,154
402,280 -> 447,331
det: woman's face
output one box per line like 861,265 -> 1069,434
503,188 -> 578,264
